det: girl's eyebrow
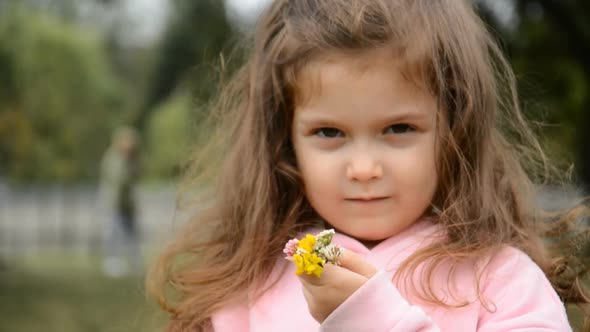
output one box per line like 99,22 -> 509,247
296,109 -> 433,127
381,110 -> 432,123
296,114 -> 340,127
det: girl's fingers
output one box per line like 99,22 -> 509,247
301,283 -> 313,301
298,272 -> 317,285
298,264 -> 343,286
297,249 -> 377,286
337,249 -> 377,279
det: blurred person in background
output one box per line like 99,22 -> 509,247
98,126 -> 143,277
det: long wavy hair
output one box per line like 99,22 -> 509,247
147,0 -> 590,330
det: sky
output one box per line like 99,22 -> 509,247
226,0 -> 273,20
225,0 -> 516,25
110,0 -> 272,46
106,0 -> 516,47
76,0 -> 170,46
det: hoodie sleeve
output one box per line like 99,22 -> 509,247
320,248 -> 572,332
476,248 -> 572,331
320,270 -> 440,332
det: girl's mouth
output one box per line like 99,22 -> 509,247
345,196 -> 390,202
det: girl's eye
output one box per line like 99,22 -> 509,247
314,127 -> 344,138
384,124 -> 414,134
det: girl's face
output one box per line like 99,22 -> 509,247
292,52 -> 438,242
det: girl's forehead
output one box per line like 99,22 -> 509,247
292,48 -> 431,106
303,48 -> 399,75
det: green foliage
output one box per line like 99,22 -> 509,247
134,0 -> 235,130
144,92 -> 194,179
480,1 -> 590,187
0,6 -> 124,182
508,17 -> 588,165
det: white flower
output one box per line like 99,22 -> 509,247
317,229 -> 335,238
318,244 -> 343,265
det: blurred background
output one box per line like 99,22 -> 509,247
0,0 -> 589,331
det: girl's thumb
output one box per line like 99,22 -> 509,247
338,249 -> 377,279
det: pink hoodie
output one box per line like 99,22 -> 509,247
211,219 -> 571,331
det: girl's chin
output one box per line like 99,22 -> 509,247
324,223 -> 388,248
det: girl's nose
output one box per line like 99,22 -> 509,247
346,155 -> 383,182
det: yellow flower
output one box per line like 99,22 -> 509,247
305,253 -> 325,277
293,254 -> 305,275
293,252 -> 325,278
298,234 -> 316,253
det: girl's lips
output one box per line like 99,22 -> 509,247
345,197 -> 390,202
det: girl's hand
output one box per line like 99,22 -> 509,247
298,250 -> 378,323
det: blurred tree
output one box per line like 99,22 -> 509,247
2,0 -> 79,21
479,0 -> 590,192
131,0 -> 235,131
0,6 -> 124,182
144,92 -> 193,179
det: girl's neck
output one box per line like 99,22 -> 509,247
359,239 -> 382,250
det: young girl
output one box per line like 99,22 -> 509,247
147,0 -> 590,330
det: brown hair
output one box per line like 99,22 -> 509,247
147,0 -> 590,330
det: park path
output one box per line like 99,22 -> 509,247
0,183 -> 177,256
0,183 -> 584,257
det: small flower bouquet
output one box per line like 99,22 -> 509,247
283,229 -> 343,278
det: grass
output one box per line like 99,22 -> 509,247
0,253 -> 166,332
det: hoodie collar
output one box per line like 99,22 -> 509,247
301,217 -> 444,270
